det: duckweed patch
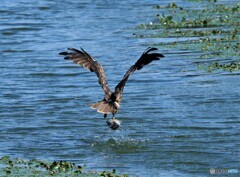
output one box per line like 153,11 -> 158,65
0,156 -> 128,177
135,2 -> 240,71
137,3 -> 240,30
198,61 -> 240,72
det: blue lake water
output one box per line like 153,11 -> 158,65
0,0 -> 239,176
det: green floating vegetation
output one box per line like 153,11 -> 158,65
154,2 -> 179,9
0,156 -> 127,177
134,2 -> 240,71
198,61 -> 240,72
137,3 -> 240,29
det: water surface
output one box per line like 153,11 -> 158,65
0,0 -> 239,176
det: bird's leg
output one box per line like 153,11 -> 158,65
104,114 -> 107,118
112,113 -> 115,119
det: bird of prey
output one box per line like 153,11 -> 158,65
59,47 -> 164,130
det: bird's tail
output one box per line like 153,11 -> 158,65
90,100 -> 116,114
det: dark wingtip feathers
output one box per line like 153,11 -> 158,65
150,53 -> 165,58
134,47 -> 165,70
59,51 -> 71,60
144,47 -> 165,58
144,47 -> 158,54
64,56 -> 70,60
59,51 -> 68,55
59,48 -> 85,60
59,48 -> 83,55
68,48 -> 82,53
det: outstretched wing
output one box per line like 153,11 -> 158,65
59,48 -> 112,99
114,47 -> 164,103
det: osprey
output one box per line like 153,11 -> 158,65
59,47 -> 164,130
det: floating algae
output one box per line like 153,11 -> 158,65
134,2 -> 240,71
0,156 -> 127,177
199,61 -> 240,72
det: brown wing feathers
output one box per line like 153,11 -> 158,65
60,48 -> 96,71
114,47 -> 164,98
60,47 -> 164,106
59,48 -> 111,99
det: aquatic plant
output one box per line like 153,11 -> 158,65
0,156 -> 128,177
154,2 -> 179,9
134,2 -> 240,71
198,61 -> 240,72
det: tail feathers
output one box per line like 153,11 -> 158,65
90,101 -> 102,109
90,101 -> 115,114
